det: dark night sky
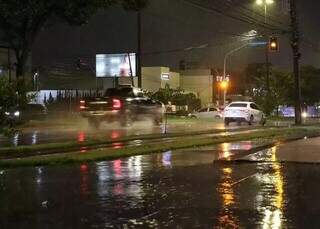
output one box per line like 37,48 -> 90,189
32,0 -> 320,73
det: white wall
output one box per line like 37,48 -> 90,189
180,69 -> 213,106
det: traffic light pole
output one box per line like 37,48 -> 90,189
289,0 -> 302,125
265,41 -> 271,114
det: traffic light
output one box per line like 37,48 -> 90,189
269,37 -> 279,52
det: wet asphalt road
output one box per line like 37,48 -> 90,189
0,120 -> 236,147
1,142 -> 320,228
0,118 -> 296,147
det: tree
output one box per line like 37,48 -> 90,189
0,78 -> 30,135
300,66 -> 320,105
148,84 -> 201,112
244,63 -> 294,114
0,0 -> 147,78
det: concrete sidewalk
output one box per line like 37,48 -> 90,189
240,137 -> 320,163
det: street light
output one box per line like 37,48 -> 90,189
256,0 -> 274,115
222,30 -> 258,107
255,0 -> 274,23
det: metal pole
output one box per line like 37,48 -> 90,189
223,43 -> 249,107
264,4 -> 267,23
264,3 -> 271,114
289,0 -> 302,125
137,11 -> 142,88
128,53 -> 134,87
7,48 -> 11,82
223,55 -> 227,107
164,109 -> 168,134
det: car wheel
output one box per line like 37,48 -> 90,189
237,120 -> 241,126
248,115 -> 254,126
260,116 -> 266,126
224,118 -> 230,126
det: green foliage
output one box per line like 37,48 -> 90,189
300,66 -> 320,104
244,63 -> 294,115
0,78 -> 31,136
245,64 -> 320,114
148,84 -> 201,112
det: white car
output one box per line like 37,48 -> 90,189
223,102 -> 266,126
189,107 -> 222,119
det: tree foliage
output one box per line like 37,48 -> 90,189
0,0 -> 147,78
300,65 -> 320,105
244,63 -> 294,114
0,78 -> 30,135
147,84 -> 201,112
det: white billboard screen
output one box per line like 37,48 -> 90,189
96,53 -> 136,77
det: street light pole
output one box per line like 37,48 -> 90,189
223,42 -> 250,107
256,0 -> 273,114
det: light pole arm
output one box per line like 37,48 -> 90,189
223,42 -> 250,79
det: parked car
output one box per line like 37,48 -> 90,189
189,107 -> 222,119
5,103 -> 48,123
80,87 -> 164,128
223,102 -> 266,126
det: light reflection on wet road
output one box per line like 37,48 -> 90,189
1,145 -> 320,228
0,121 -> 230,147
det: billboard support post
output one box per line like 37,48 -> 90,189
128,53 -> 134,87
137,11 -> 142,88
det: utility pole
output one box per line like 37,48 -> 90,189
7,48 -> 11,82
264,4 -> 270,99
289,0 -> 302,125
137,11 -> 142,88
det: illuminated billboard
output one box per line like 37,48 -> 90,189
96,53 -> 136,77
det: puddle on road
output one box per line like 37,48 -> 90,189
1,142 -> 319,228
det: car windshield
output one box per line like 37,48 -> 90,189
228,103 -> 248,108
105,88 -> 134,97
104,88 -> 144,97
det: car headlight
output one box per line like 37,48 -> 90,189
14,111 -> 20,117
4,112 -> 10,116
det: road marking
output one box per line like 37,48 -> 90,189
230,173 -> 258,187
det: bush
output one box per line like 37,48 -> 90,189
0,78 -> 31,135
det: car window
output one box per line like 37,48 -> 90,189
250,103 -> 259,110
104,88 -> 135,97
228,103 -> 248,108
209,108 -> 217,112
199,108 -> 208,112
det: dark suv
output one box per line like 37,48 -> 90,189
80,87 -> 164,128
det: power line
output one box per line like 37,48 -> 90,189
182,0 -> 289,34
144,10 -> 257,39
224,1 -> 289,29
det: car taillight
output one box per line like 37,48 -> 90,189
112,99 -> 122,109
80,100 -> 86,110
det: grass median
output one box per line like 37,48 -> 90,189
1,126 -> 320,168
